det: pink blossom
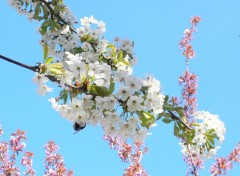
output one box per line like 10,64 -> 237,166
210,143 -> 240,175
44,141 -> 74,176
178,16 -> 201,176
104,136 -> 148,175
179,16 -> 201,59
0,125 -> 3,136
0,126 -> 74,176
0,129 -> 28,176
22,151 -> 35,176
184,155 -> 204,176
179,71 -> 198,121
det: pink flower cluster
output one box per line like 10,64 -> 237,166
22,151 -> 35,175
0,125 -> 73,176
44,141 -> 74,176
178,16 -> 201,176
210,143 -> 240,175
183,154 -> 204,176
0,125 -> 3,136
179,16 -> 201,59
104,136 -> 148,176
179,71 -> 198,120
178,16 -> 201,122
0,129 -> 34,176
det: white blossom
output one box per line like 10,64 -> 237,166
116,86 -> 132,101
127,96 -> 144,112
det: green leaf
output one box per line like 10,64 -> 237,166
58,0 -> 64,5
207,136 -> 215,145
50,20 -> 61,32
118,50 -> 123,60
164,95 -> 169,102
42,5 -> 49,19
70,47 -> 83,54
174,123 -> 180,137
181,115 -> 187,124
47,62 -> 64,76
40,25 -> 48,35
137,111 -> 155,129
121,57 -> 130,66
108,77 -> 115,94
205,140 -> 214,151
90,85 -> 110,97
59,89 -> 68,104
162,117 -> 172,124
107,44 -> 116,57
42,19 -> 52,27
45,57 -> 53,65
157,113 -> 164,120
33,3 -> 41,20
43,44 -> 49,60
40,20 -> 52,35
174,106 -> 185,117
54,6 -> 65,14
157,112 -> 171,120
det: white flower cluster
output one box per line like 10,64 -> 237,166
21,5 -> 165,143
8,0 -> 34,17
8,0 -> 76,22
180,111 -> 226,160
32,73 -> 53,96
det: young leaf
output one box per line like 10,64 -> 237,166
174,123 -> 180,137
42,4 -> 49,19
157,112 -> 171,120
117,49 -> 123,60
164,95 -> 169,102
33,3 -> 41,20
107,44 -> 116,57
47,62 -> 64,76
59,89 -> 68,104
137,111 -> 155,129
90,85 -> 110,97
108,77 -> 115,94
162,117 -> 172,124
174,106 -> 185,117
43,44 -> 49,60
45,57 -> 53,65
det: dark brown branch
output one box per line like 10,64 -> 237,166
167,110 -> 191,130
41,0 -> 77,33
0,54 -> 39,72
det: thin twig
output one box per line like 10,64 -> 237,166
41,0 -> 77,33
211,158 -> 235,176
0,54 -> 39,72
167,110 -> 191,130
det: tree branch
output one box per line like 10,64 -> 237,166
41,0 -> 77,33
167,110 -> 191,130
0,54 -> 39,72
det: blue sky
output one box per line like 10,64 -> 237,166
1,0 -> 240,175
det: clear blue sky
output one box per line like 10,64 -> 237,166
1,0 -> 240,175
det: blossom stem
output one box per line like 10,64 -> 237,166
186,58 -> 189,72
167,110 -> 191,130
0,54 -> 39,72
40,0 -> 77,33
211,158 -> 235,176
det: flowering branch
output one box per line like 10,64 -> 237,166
44,141 -> 74,176
0,54 -> 39,72
167,110 -> 191,130
0,128 -> 35,176
40,0 -> 77,33
177,16 -> 226,176
0,125 -> 73,175
6,1 -> 229,175
210,143 -> 240,175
